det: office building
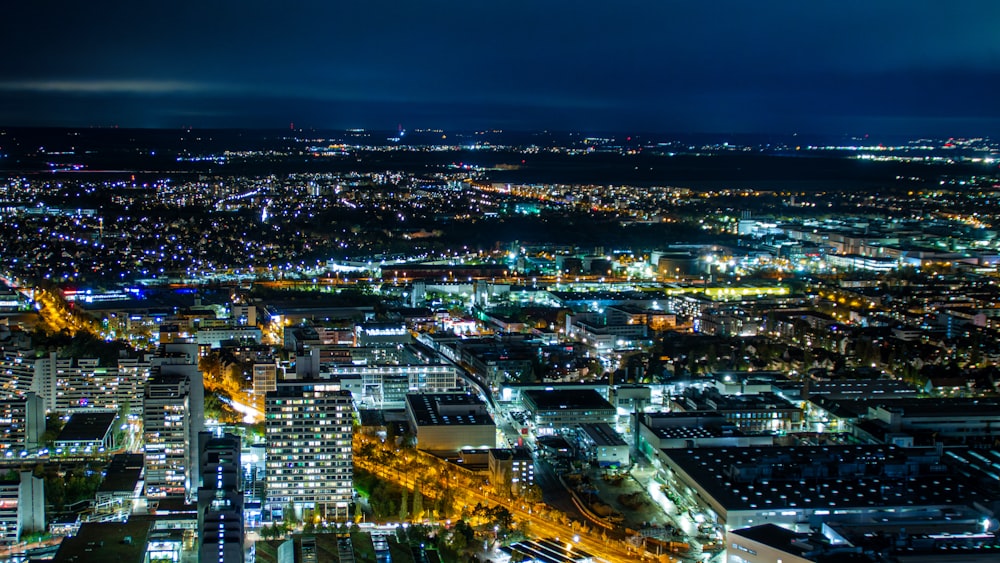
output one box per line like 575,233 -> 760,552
489,448 -> 534,496
521,389 -> 616,435
576,423 -> 630,468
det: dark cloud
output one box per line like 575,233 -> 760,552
1,1 -> 998,135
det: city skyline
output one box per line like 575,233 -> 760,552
2,1 -> 999,136
2,4 -> 1000,560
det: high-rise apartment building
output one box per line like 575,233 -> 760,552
0,392 -> 44,452
30,352 -> 152,413
144,342 -> 204,500
0,471 -> 44,545
198,432 -> 244,563
143,373 -> 191,498
265,381 -> 353,521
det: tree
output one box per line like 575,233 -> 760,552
284,500 -> 299,527
199,352 -> 222,384
438,487 -> 457,519
225,363 -> 245,393
585,359 -> 603,379
302,508 -> 317,532
39,415 -> 64,446
412,488 -> 424,521
260,524 -> 282,540
521,484 -> 543,504
705,344 -> 718,371
399,489 -> 409,521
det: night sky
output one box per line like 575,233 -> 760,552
2,1 -> 999,136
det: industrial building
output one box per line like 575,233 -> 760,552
405,393 -> 496,452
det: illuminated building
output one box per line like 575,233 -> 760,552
198,432 -> 244,563
265,381 -> 353,520
521,389 -> 615,436
404,392 -> 496,452
144,342 -> 204,500
489,447 -> 534,496
143,373 -> 193,498
0,393 -> 44,452
0,471 -> 43,545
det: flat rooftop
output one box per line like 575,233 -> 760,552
678,391 -> 799,412
870,398 -> 1000,418
522,389 -> 614,411
731,523 -> 801,551
97,453 -> 144,494
53,519 -> 152,563
645,411 -> 726,422
732,525 -> 876,563
55,411 -> 117,443
646,425 -> 740,441
406,393 -> 494,426
811,396 -> 1000,420
489,448 -> 532,462
579,423 -> 627,447
664,445 -> 974,513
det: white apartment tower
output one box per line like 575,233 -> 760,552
265,381 -> 354,521
0,471 -> 44,545
143,373 -> 192,498
144,342 -> 204,500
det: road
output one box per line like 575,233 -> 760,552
355,444 -> 673,563
221,395 -> 264,424
533,459 -> 590,526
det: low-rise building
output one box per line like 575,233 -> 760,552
54,411 -> 118,454
329,363 -> 458,409
522,389 -> 615,435
95,453 -> 144,516
857,398 -> 1000,447
52,519 -> 153,563
671,389 -> 803,433
639,412 -> 774,455
195,325 -> 262,348
489,448 -> 534,496
576,423 -> 629,468
405,393 -> 496,452
729,512 -> 1000,563
658,445 -> 978,531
